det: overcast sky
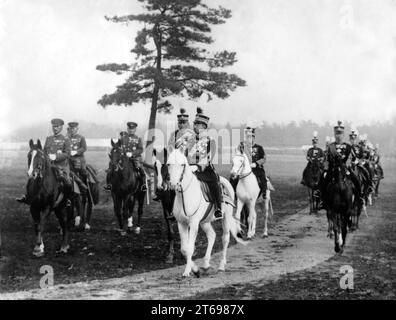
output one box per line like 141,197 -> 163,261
1,0 -> 396,138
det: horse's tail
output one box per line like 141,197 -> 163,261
90,182 -> 100,205
220,176 -> 247,246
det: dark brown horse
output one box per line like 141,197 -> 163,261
302,159 -> 322,213
26,139 -> 73,257
108,139 -> 145,236
153,148 -> 177,263
324,160 -> 356,253
71,164 -> 100,231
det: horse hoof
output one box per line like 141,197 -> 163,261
84,224 -> 91,231
165,255 -> 174,264
262,233 -> 268,238
134,227 -> 141,235
56,246 -> 70,254
75,217 -> 81,227
32,250 -> 44,258
182,272 -> 191,278
192,269 -> 200,278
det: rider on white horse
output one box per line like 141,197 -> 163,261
187,107 -> 224,220
231,126 -> 267,199
152,108 -> 194,202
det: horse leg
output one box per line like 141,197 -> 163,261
307,188 -> 313,214
84,194 -> 92,230
127,196 -> 135,233
134,191 -> 145,235
31,206 -> 45,257
178,222 -> 199,277
112,194 -> 123,232
327,210 -> 333,239
200,221 -> 216,270
55,206 -> 70,253
164,208 -> 175,264
247,201 -> 256,239
219,205 -> 232,271
262,196 -> 269,238
121,196 -> 130,236
74,193 -> 83,228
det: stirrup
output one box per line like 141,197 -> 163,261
214,209 -> 223,220
103,184 -> 112,191
16,195 -> 28,204
141,184 -> 147,192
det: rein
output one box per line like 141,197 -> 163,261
233,154 -> 252,180
175,162 -> 202,218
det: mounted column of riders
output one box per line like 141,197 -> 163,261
300,121 -> 384,209
16,119 -> 89,208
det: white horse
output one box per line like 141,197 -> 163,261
167,148 -> 246,277
230,146 -> 273,239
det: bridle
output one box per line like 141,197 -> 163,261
232,154 -> 252,180
110,148 -> 124,171
29,149 -> 45,179
173,161 -> 202,217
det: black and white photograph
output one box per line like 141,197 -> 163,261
0,0 -> 395,305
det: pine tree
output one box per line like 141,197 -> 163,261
97,0 -> 246,154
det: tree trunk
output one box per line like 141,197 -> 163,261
144,85 -> 159,163
144,23 -> 162,164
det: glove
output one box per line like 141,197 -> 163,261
49,154 -> 56,161
126,152 -> 132,158
250,163 -> 257,168
71,151 -> 77,156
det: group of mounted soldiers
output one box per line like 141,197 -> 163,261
17,107 -> 382,224
301,121 -> 384,209
16,107 -> 270,222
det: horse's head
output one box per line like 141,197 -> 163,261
166,148 -> 189,189
230,143 -> 248,179
27,139 -> 46,179
109,139 -> 124,171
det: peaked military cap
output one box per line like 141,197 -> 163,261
68,122 -> 79,128
51,118 -> 64,126
127,122 -> 138,129
245,126 -> 256,137
349,129 -> 358,138
312,130 -> 318,142
177,108 -> 189,122
333,120 -> 344,133
194,107 -> 209,126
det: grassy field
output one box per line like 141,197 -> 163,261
0,149 -> 308,293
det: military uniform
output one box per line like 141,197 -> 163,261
319,121 -> 361,207
246,140 -> 268,198
301,133 -> 324,186
188,107 -> 223,219
104,122 -> 146,191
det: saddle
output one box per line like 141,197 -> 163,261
197,179 -> 235,208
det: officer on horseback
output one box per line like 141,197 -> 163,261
17,118 -> 73,205
319,121 -> 361,209
241,126 -> 268,198
104,122 -> 147,191
168,108 -> 195,153
152,108 -> 194,202
301,131 -> 324,186
67,122 -> 88,193
187,107 -> 223,220
372,144 -> 384,179
349,129 -> 373,193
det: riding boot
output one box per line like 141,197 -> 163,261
229,176 -> 239,191
73,172 -> 88,193
16,179 -> 34,204
137,168 -> 147,192
210,182 -> 223,220
103,170 -> 112,191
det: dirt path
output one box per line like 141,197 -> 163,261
191,178 -> 396,299
0,204 -> 346,299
